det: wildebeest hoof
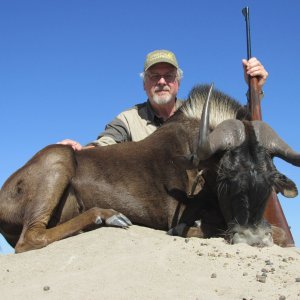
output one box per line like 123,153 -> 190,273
95,216 -> 103,225
194,220 -> 201,228
105,214 -> 132,228
167,223 -> 187,236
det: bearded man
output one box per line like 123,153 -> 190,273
60,49 -> 268,149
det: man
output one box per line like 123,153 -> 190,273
59,49 -> 268,150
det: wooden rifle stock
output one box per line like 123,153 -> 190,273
249,74 -> 295,247
248,77 -> 262,120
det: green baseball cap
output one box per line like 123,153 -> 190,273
144,49 -> 179,71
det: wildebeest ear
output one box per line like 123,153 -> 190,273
172,154 -> 197,170
274,173 -> 298,198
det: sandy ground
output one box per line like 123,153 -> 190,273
0,225 -> 300,300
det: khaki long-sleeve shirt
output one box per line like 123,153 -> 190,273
90,99 -> 183,146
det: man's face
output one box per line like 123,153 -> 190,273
144,63 -> 180,105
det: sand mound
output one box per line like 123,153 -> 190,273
0,225 -> 299,300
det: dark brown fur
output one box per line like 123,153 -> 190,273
0,85 -> 295,252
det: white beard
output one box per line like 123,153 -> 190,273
152,93 -> 173,105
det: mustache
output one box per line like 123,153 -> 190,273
154,86 -> 170,92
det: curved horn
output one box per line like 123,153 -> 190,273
252,121 -> 300,166
195,84 -> 247,162
195,83 -> 214,161
205,119 -> 246,156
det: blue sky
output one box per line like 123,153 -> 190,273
1,1 -> 300,253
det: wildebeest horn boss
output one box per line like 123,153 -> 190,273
0,84 -> 299,253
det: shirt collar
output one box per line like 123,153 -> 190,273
146,98 -> 183,125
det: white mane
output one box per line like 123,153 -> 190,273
180,85 -> 244,130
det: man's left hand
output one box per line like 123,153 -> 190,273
242,57 -> 269,89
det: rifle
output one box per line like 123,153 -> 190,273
242,7 -> 295,246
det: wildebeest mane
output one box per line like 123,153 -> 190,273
178,84 -> 250,129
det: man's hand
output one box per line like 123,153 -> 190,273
242,57 -> 269,89
57,139 -> 83,151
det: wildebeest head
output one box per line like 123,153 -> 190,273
183,84 -> 300,246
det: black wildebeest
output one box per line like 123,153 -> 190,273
0,84 -> 299,253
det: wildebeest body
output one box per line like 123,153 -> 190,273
1,85 -> 299,252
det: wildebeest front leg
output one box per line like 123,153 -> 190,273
168,219 -> 224,239
168,221 -> 205,238
15,208 -> 132,253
